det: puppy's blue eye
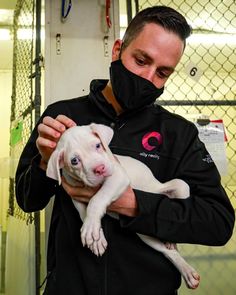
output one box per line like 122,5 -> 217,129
96,143 -> 101,149
71,156 -> 80,166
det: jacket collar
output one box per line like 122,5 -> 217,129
89,79 -> 151,121
89,79 -> 117,120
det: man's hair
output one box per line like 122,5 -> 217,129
122,6 -> 192,50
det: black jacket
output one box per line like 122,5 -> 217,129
15,80 -> 235,295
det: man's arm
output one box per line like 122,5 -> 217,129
15,113 -> 76,212
118,134 -> 235,247
15,135 -> 56,212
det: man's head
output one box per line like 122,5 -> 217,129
107,6 -> 192,113
122,6 -> 192,51
111,6 -> 192,89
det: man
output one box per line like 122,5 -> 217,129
15,6 -> 234,295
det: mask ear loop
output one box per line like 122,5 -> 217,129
118,42 -> 124,59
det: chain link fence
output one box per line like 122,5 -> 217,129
9,0 -> 35,224
122,0 -> 236,294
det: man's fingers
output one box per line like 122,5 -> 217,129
35,115 -> 76,166
36,136 -> 56,164
37,115 -> 76,145
41,116 -> 65,133
41,115 -> 76,133
36,136 -> 57,150
55,115 -> 76,129
61,177 -> 99,201
37,122 -> 61,140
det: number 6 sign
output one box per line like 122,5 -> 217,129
185,62 -> 203,82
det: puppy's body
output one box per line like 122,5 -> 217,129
47,124 -> 200,289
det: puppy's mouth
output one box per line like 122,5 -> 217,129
86,167 -> 114,187
85,174 -> 107,187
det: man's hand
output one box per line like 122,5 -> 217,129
109,186 -> 139,217
61,176 -> 100,203
36,115 -> 76,170
62,175 -> 138,217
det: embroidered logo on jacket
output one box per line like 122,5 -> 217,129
142,131 -> 162,151
139,131 -> 162,160
203,154 -> 214,163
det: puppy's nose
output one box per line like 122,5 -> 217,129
94,164 -> 106,176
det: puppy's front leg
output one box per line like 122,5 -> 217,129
81,165 -> 129,251
71,198 -> 108,256
72,199 -> 87,221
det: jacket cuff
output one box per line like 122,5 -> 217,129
119,189 -> 162,236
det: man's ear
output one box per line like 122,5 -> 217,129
90,123 -> 114,150
112,39 -> 123,61
46,149 -> 65,185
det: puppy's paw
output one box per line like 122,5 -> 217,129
181,264 -> 200,289
80,217 -> 102,248
88,229 -> 108,256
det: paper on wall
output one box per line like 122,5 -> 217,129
195,119 -> 228,176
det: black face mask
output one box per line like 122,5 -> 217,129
109,59 -> 164,111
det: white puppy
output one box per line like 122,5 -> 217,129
46,123 -> 200,289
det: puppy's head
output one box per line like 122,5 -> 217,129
46,123 -> 114,187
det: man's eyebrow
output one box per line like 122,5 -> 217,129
133,49 -> 175,72
133,49 -> 153,62
158,66 -> 175,73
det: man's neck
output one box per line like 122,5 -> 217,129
102,81 -> 123,115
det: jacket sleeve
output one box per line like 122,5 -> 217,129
15,108 -> 58,212
120,129 -> 235,246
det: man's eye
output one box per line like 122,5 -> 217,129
156,71 -> 169,79
71,156 -> 80,166
135,58 -> 145,66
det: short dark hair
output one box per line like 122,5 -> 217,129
122,6 -> 192,50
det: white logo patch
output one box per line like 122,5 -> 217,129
203,154 -> 214,164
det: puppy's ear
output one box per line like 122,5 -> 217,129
46,149 -> 64,185
90,123 -> 114,147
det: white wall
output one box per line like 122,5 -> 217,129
44,0 -> 120,105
